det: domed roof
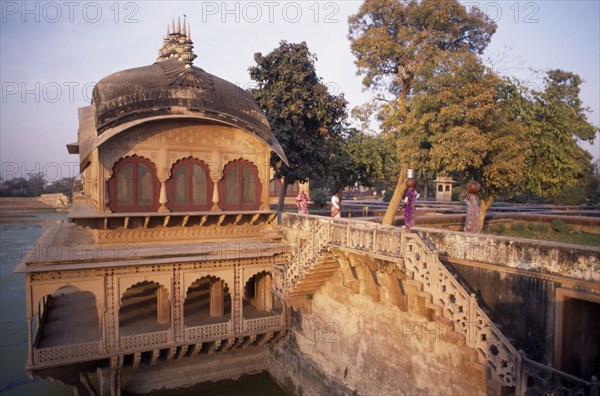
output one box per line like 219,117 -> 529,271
84,19 -> 286,163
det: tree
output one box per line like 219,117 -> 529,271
392,51 -> 531,226
27,172 -> 46,197
524,70 -> 598,200
249,41 -> 348,213
324,128 -> 399,193
348,0 -> 497,225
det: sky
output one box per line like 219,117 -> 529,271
1,0 -> 599,182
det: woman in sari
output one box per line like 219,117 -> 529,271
296,190 -> 309,214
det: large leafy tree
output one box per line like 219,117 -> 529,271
348,0 -> 497,225
390,51 -> 531,225
525,70 -> 598,199
249,41 -> 347,212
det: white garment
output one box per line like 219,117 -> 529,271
331,195 -> 341,218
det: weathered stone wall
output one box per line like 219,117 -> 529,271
413,227 -> 600,283
446,261 -> 558,365
39,193 -> 69,207
269,271 -> 488,395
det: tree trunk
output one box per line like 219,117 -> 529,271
276,178 -> 289,222
479,195 -> 494,232
382,81 -> 411,227
382,163 -> 408,226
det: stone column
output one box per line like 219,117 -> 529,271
102,158 -> 112,213
106,270 -> 118,353
97,366 -> 112,396
254,277 -> 264,311
212,187 -> 221,211
97,302 -> 105,353
211,155 -> 222,211
103,180 -> 112,214
234,263 -> 241,337
157,287 -> 170,324
158,177 -> 169,213
173,267 -> 184,342
209,279 -> 224,317
255,276 -> 272,312
264,274 -> 273,312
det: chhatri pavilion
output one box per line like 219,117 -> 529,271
17,19 -> 289,394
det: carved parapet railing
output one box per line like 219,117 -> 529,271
516,351 -> 599,396
280,215 -> 404,294
242,313 -> 286,336
283,217 -> 331,291
34,340 -> 101,365
374,225 -> 402,256
402,232 -> 517,387
184,320 -> 234,342
120,329 -> 170,351
272,262 -> 286,296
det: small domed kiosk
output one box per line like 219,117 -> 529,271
68,19 -> 286,215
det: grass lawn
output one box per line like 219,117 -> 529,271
483,221 -> 600,247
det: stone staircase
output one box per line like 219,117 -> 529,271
285,250 -> 339,298
279,214 -> 592,395
277,214 -> 600,395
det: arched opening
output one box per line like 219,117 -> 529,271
36,287 -> 100,348
184,276 -> 231,326
119,281 -> 170,336
108,155 -> 160,212
166,158 -> 214,211
218,159 -> 262,210
243,272 -> 282,319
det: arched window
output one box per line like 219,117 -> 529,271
166,158 -> 213,212
218,159 -> 262,211
120,281 -> 170,336
108,156 -> 160,212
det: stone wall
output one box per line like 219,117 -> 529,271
269,270 -> 488,395
446,262 -> 558,364
39,193 -> 69,207
413,227 -> 600,283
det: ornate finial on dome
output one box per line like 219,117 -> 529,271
157,17 -> 197,66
